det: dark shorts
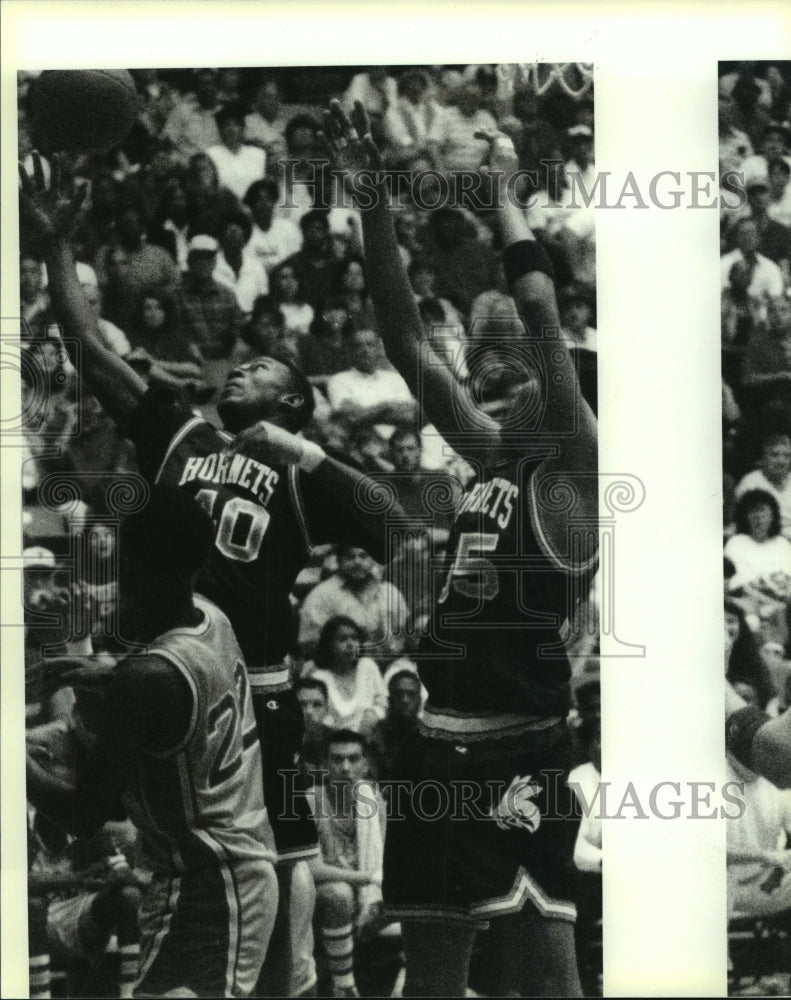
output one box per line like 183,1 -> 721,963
258,687 -> 319,863
383,720 -> 577,925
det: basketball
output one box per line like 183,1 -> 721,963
30,69 -> 137,154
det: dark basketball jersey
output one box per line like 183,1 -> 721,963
129,387 -> 383,677
418,458 -> 596,739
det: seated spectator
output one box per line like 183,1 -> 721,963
132,135 -> 180,225
306,616 -> 388,735
183,152 -> 244,240
230,294 -> 299,368
270,261 -> 315,337
739,179 -> 791,269
26,813 -> 142,1000
432,82 -> 498,174
420,208 -> 502,316
736,432 -> 791,540
721,218 -> 784,315
309,730 -> 389,999
280,209 -> 339,311
408,257 -> 464,328
213,212 -> 269,315
383,69 -> 446,162
20,253 -> 55,339
325,327 -> 416,432
343,66 -> 397,140
367,670 -> 422,782
94,203 -> 180,331
276,115 -> 328,227
243,178 -> 302,275
162,68 -> 221,165
176,234 -> 242,362
740,295 -> 791,417
559,284 -> 598,352
767,156 -> 791,228
298,546 -> 408,661
348,423 -> 393,475
739,120 -> 791,188
80,283 -> 131,357
725,490 -> 791,598
331,255 -> 378,332
147,179 -> 192,272
244,77 -> 290,161
128,287 -> 197,363
725,599 -> 780,714
206,102 -> 267,201
294,676 -> 334,777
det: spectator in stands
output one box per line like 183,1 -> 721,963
432,82 -> 498,174
21,253 -> 54,339
721,217 -> 785,315
300,302 -> 353,379
325,326 -> 416,430
331,255 -> 378,332
725,490 -> 791,600
127,287 -> 206,398
739,121 -> 791,188
183,152 -> 244,240
244,77 -> 290,163
147,179 -> 192,272
212,212 -> 268,315
175,234 -> 242,384
741,179 -> 791,269
298,545 -> 409,661
243,178 -> 302,275
306,616 -> 388,735
230,294 -> 297,368
408,257 -> 463,328
343,67 -> 397,141
309,730 -> 388,999
270,261 -> 315,337
80,283 -> 131,357
559,283 -> 598,353
564,124 -> 596,195
277,115 -> 327,226
740,294 -> 791,415
420,208 -> 502,316
133,136 -> 180,225
294,676 -> 334,777
162,68 -> 221,165
736,432 -> 791,540
767,156 -> 791,228
281,209 -> 338,311
383,69 -> 446,162
368,670 -> 422,782
94,204 -> 180,332
207,102 -> 267,201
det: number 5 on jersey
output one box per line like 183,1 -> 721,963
195,489 -> 271,563
438,532 -> 500,604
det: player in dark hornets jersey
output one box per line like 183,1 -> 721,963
26,487 -> 278,998
323,103 -> 598,996
19,154 -> 399,998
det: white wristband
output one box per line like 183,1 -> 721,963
299,439 -> 327,472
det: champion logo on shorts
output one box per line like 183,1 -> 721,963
492,775 -> 542,833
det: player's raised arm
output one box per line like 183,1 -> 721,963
322,101 -> 499,454
18,153 -> 146,425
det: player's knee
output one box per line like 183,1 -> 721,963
316,880 -> 354,918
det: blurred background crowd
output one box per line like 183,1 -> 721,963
18,63 -> 602,997
718,60 -> 791,997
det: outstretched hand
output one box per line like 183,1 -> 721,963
320,99 -> 383,178
18,151 -> 87,241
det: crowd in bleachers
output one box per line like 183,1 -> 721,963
718,60 -> 791,997
19,63 -> 601,997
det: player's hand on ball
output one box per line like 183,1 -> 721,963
228,421 -> 305,466
18,151 -> 87,241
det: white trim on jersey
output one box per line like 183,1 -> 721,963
136,875 -> 181,985
527,461 -> 598,576
287,465 -> 316,558
154,416 -> 206,484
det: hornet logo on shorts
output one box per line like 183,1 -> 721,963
492,775 -> 542,832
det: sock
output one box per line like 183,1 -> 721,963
119,943 -> 140,999
29,954 -> 51,999
321,922 -> 355,990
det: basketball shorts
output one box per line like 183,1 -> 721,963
383,719 -> 578,926
134,860 -> 276,998
258,687 -> 319,863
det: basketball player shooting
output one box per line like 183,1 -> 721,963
321,100 -> 599,997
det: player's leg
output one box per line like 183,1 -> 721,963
400,921 -> 477,998
487,908 -> 581,997
289,860 -> 317,997
28,898 -> 51,1000
314,880 -> 358,998
86,884 -> 141,999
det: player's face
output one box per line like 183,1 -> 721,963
763,440 -> 791,482
327,742 -> 366,784
297,688 -> 327,728
217,356 -> 295,430
330,623 -> 360,667
389,678 -> 421,721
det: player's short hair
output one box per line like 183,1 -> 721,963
275,356 -> 315,431
295,676 -> 329,703
733,488 -> 782,538
326,728 -> 368,753
120,485 -> 215,577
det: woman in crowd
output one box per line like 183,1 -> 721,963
306,616 -> 388,736
269,261 -> 315,338
331,255 -> 378,333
